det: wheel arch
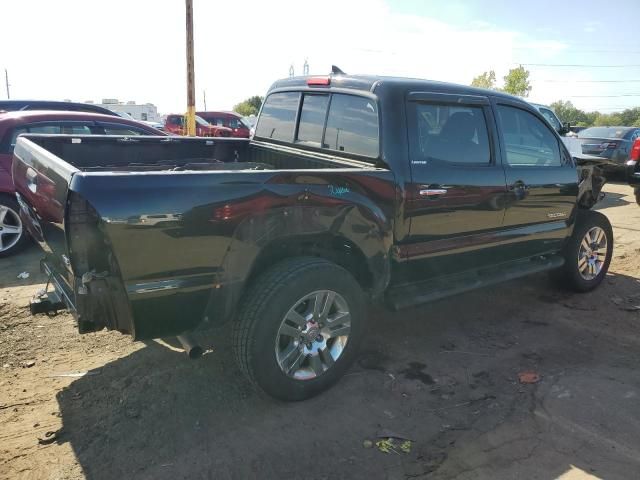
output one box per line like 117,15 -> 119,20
206,204 -> 393,325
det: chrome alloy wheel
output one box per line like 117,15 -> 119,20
275,290 -> 351,380
578,226 -> 607,281
0,204 -> 22,253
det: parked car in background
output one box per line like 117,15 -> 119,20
164,114 -> 232,137
577,126 -> 640,176
530,103 -> 570,135
625,137 -> 640,205
0,110 -> 165,257
113,111 -> 165,131
0,100 -> 119,117
196,111 -> 251,138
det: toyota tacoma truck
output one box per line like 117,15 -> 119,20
12,72 -> 611,401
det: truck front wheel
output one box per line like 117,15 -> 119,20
554,210 -> 613,292
233,257 -> 366,401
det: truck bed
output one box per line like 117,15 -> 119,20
12,134 -> 395,339
22,134 -> 376,172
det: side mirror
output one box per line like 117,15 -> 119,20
560,122 -> 571,135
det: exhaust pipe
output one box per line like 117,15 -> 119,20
176,334 -> 203,359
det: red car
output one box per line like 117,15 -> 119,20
196,111 -> 251,138
0,110 -> 165,257
164,114 -> 232,137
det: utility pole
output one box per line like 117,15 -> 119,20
203,90 -> 207,111
4,69 -> 9,99
185,0 -> 196,136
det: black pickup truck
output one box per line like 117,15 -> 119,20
12,73 -> 612,401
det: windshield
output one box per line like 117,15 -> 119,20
580,127 -> 629,139
195,115 -> 211,127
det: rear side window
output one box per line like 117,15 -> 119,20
10,125 -> 62,146
296,94 -> 329,145
497,105 -> 561,167
324,94 -> 378,157
255,92 -> 300,142
412,103 -> 491,164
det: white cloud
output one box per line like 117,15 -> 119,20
0,0 -> 574,114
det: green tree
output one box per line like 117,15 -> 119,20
502,66 -> 532,97
233,96 -> 264,116
470,70 -> 497,90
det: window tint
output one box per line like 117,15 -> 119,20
102,126 -> 145,135
324,94 -> 378,157
10,124 -> 61,146
61,125 -> 91,135
412,103 -> 491,164
539,108 -> 561,131
497,105 -> 561,167
297,94 -> 329,145
255,92 -> 299,142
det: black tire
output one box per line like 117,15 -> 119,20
233,257 -> 366,401
634,187 -> 640,207
553,210 -> 613,292
0,194 -> 28,258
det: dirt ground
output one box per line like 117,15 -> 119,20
2,183 -> 640,480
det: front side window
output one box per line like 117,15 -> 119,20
323,94 -> 379,157
497,105 -> 561,167
412,103 -> 491,164
255,92 -> 300,142
296,94 -> 329,145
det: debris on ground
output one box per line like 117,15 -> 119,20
375,437 -> 412,454
16,272 -> 30,279
518,371 -> 541,384
37,429 -> 62,445
363,439 -> 373,449
48,369 -> 102,378
21,360 -> 36,368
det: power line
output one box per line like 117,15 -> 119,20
565,94 -> 640,98
539,79 -> 640,83
521,63 -> 640,68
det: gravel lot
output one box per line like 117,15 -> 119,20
2,183 -> 640,480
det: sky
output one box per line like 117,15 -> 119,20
1,0 -> 639,115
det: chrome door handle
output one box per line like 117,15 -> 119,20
419,188 -> 447,197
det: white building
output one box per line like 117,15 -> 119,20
86,99 -> 161,122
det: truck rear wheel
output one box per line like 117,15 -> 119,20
554,210 -> 613,292
0,195 -> 28,258
233,257 -> 366,401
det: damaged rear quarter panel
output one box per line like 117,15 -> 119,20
71,168 -> 395,339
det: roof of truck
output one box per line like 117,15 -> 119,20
268,74 -> 524,103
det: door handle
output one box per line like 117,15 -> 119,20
26,167 -> 38,194
419,187 -> 448,198
509,180 -> 529,200
509,180 -> 529,191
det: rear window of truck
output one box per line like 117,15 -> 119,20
255,92 -> 300,142
255,91 -> 379,159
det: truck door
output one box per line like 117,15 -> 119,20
402,93 -> 507,276
494,101 -> 578,259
